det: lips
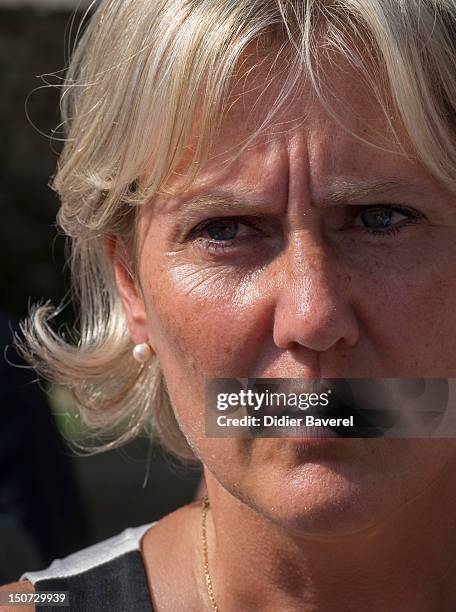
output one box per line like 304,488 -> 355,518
209,377 -> 449,439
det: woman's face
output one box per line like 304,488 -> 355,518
115,58 -> 456,535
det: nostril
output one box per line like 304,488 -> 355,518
272,289 -> 359,353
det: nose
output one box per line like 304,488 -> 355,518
272,237 -> 359,353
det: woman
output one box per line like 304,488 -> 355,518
2,0 -> 456,610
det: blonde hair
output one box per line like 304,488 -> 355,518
18,0 -> 456,462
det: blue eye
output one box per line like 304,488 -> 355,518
354,205 -> 421,235
206,219 -> 239,241
360,208 -> 395,230
188,216 -> 262,254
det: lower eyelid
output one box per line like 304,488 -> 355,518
352,219 -> 423,240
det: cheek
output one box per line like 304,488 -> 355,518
357,251 -> 456,374
147,268 -> 260,367
141,260 -> 274,421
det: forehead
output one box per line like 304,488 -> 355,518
168,53 -> 422,199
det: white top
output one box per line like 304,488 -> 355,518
20,522 -> 158,585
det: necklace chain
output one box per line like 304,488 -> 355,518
201,495 -> 219,611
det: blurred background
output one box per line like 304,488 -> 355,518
0,0 -> 202,583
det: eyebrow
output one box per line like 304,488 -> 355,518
321,179 -> 423,203
167,192 -> 270,220
167,178 -> 431,218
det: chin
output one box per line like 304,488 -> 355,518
258,460 -> 392,538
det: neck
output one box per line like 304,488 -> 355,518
203,465 -> 456,612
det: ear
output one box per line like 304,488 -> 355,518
105,234 -> 154,350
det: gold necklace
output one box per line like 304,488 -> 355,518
201,495 -> 219,611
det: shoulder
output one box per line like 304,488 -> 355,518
0,505 -> 201,612
0,580 -> 35,612
15,522 -> 158,612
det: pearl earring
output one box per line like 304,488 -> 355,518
132,342 -> 152,363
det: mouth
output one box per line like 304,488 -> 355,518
207,377 -> 448,440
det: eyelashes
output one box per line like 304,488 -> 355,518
187,205 -> 425,255
188,215 -> 265,254
350,204 -> 423,236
